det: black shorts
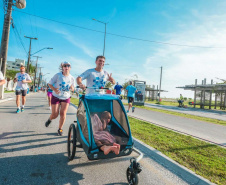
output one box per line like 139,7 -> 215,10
128,97 -> 134,103
15,89 -> 27,96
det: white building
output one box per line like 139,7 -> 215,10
7,59 -> 25,71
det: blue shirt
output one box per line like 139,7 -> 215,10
126,85 -> 136,98
114,85 -> 123,95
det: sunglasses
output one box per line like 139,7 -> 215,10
63,65 -> 71,68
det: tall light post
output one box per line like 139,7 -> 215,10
33,56 -> 42,92
158,66 -> 163,102
92,18 -> 108,56
24,36 -> 38,73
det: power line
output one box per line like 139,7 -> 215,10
14,9 -> 226,49
11,20 -> 28,55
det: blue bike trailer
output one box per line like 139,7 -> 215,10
76,94 -> 134,160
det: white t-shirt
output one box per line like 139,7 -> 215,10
49,72 -> 75,100
0,71 -> 4,80
15,73 -> 31,90
79,68 -> 109,94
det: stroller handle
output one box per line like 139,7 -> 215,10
76,86 -> 109,90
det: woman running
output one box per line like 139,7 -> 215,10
45,61 -> 75,136
46,84 -> 53,110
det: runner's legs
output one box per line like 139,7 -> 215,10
58,102 -> 69,130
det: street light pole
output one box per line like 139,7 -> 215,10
159,66 -> 163,102
24,36 -> 38,73
33,56 -> 42,92
92,18 -> 108,56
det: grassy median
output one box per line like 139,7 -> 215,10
134,105 -> 226,126
129,117 -> 226,185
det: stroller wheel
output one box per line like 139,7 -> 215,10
67,123 -> 77,161
126,167 -> 139,185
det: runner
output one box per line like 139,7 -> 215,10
126,81 -> 137,113
13,65 -> 32,113
114,82 -> 123,98
46,84 -> 53,110
76,56 -> 115,94
0,71 -> 6,86
45,61 -> 75,136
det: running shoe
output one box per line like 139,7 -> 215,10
45,118 -> 52,127
58,129 -> 63,136
16,108 -> 20,113
21,107 -> 24,112
132,107 -> 135,113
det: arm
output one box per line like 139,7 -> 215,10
48,83 -> 60,94
76,76 -> 86,90
0,79 -> 6,86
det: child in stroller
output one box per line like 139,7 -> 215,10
91,111 -> 120,155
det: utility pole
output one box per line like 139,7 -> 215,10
24,36 -> 38,73
158,66 -> 163,102
0,0 -> 13,99
33,56 -> 42,92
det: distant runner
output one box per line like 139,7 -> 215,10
114,82 -> 123,98
76,56 -> 115,94
45,61 -> 75,136
126,81 -> 137,113
0,71 -> 6,86
13,65 -> 32,113
46,84 -> 53,110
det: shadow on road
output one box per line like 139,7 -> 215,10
0,153 -> 84,185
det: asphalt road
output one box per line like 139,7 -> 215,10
0,93 -> 212,185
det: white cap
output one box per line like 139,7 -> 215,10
62,61 -> 71,66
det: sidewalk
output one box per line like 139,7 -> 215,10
0,92 -> 15,104
122,99 -> 226,121
145,102 -> 226,121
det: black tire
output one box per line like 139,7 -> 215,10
126,167 -> 139,185
67,123 -> 77,161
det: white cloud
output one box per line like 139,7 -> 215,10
143,10 -> 226,98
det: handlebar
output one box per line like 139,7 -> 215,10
76,86 -> 109,90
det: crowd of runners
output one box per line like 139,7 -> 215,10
0,55 -> 137,136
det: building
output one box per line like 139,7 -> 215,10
6,59 -> 25,71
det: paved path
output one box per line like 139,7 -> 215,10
144,102 -> 226,121
0,93 -> 212,185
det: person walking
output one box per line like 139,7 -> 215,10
46,84 -> 53,110
76,56 -> 115,94
126,81 -> 137,113
0,71 -> 6,86
45,61 -> 75,136
13,65 -> 32,113
114,82 -> 123,98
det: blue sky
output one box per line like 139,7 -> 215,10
1,0 -> 226,98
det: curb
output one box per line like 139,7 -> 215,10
0,97 -> 14,104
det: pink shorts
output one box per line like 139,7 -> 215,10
47,92 -> 52,97
51,95 -> 70,104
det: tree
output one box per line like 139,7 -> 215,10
6,69 -> 19,80
105,81 -> 114,89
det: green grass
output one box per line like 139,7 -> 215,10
133,105 -> 226,126
129,117 -> 226,185
4,90 -> 14,93
70,97 -> 79,106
